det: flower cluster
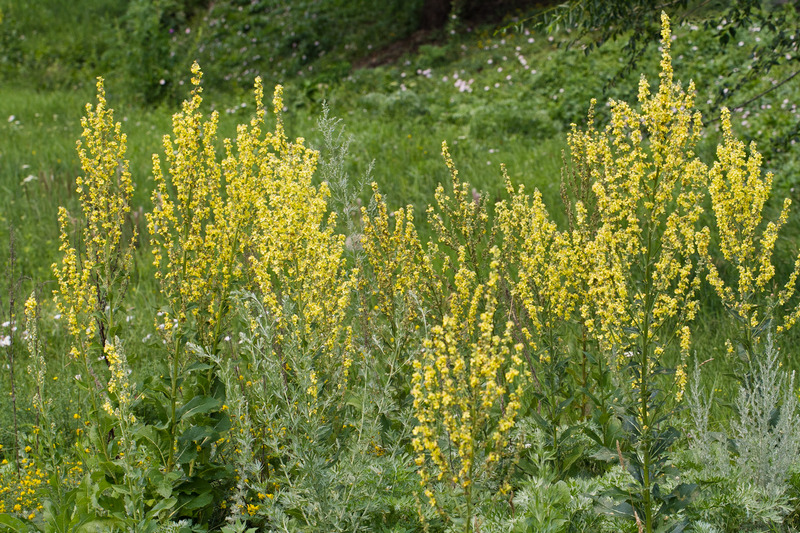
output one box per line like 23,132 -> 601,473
361,182 -> 425,340
148,62 -> 225,343
698,107 -> 800,351
497,173 -> 577,358
0,453 -> 46,519
53,77 -> 136,364
242,84 -> 353,377
102,338 -> 136,425
412,248 -> 524,507
567,13 -> 705,377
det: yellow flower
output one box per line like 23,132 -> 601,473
699,106 -> 800,348
53,77 -> 136,368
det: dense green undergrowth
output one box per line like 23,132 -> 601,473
2,2 -> 800,532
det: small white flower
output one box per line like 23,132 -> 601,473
7,115 -> 15,122
0,335 -> 10,347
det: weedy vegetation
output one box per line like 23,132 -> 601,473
2,2 -> 800,532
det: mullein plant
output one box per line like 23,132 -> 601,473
411,249 -> 525,532
50,77 -> 188,530
360,182 -> 427,393
496,171 -> 583,477
143,65 -> 300,523
697,107 -> 800,360
245,83 -> 353,389
566,13 -> 704,531
52,77 -> 136,473
147,63 -> 226,476
195,78 -> 386,530
411,145 -> 526,532
23,293 -> 48,519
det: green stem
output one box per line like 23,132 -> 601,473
167,340 -> 181,472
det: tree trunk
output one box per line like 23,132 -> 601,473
420,0 -> 452,30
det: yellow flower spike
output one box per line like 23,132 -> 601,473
701,105 -> 800,348
362,183 -> 426,334
412,244 -> 526,516
240,83 -> 352,382
53,77 -> 136,385
567,13 -> 706,362
565,13 -> 720,529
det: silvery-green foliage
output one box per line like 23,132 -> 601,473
206,291 -> 418,532
689,475 -> 792,530
316,101 -> 371,242
686,361 -> 730,479
690,520 -> 720,533
156,520 -> 194,533
732,334 -> 800,494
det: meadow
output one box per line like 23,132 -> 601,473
2,1 -> 800,532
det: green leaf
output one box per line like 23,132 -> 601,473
590,447 -> 618,463
344,390 -> 362,411
178,425 -> 217,445
146,497 -> 177,519
75,519 -> 126,533
185,361 -> 213,373
652,426 -> 680,458
0,514 -> 32,532
177,395 -> 221,422
181,491 -> 213,511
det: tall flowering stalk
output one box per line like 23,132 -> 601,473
250,86 -> 351,367
411,145 -> 524,531
52,77 -> 136,432
147,63 -> 226,472
496,172 -> 580,474
697,107 -> 800,358
23,292 -> 58,513
244,84 -> 353,386
361,183 -> 426,354
568,14 -> 705,530
411,249 -> 524,532
148,62 -> 224,346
